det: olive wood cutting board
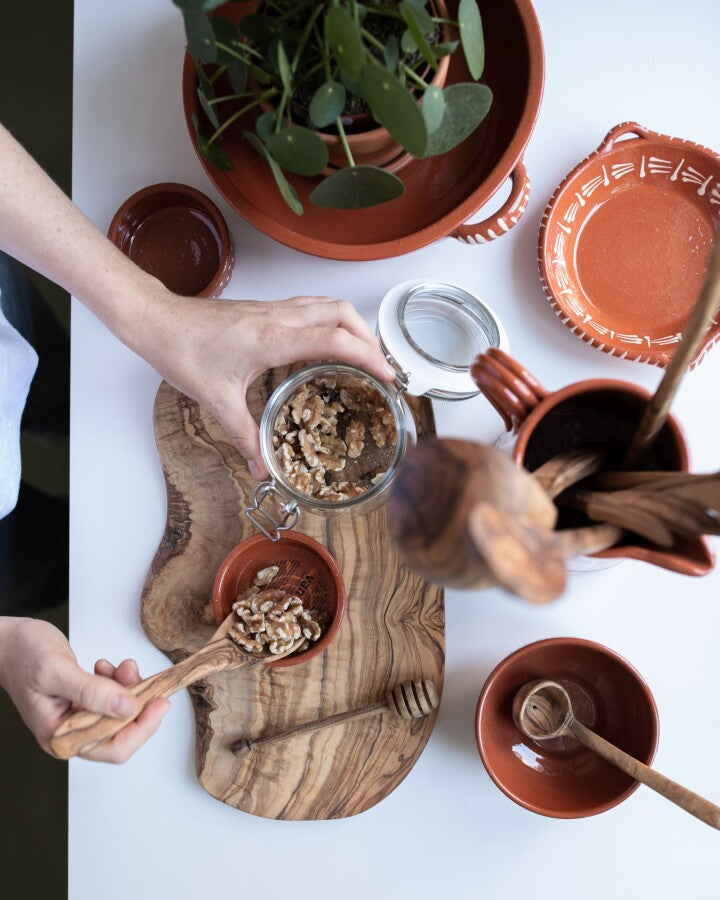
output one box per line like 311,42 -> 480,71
141,369 -> 445,820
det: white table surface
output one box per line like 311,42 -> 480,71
70,1 -> 720,897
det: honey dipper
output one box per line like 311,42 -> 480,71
231,678 -> 439,754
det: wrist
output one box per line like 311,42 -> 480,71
0,616 -> 30,689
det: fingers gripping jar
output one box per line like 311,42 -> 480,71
246,280 -> 509,540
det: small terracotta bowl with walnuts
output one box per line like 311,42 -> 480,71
212,532 -> 346,668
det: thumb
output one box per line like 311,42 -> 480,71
53,662 -> 140,719
216,398 -> 267,479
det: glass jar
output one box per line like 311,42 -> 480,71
246,280 -> 509,540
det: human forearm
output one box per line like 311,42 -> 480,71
0,123 -> 167,350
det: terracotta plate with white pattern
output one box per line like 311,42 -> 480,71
539,122 -> 720,367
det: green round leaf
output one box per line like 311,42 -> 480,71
266,126 -> 329,177
458,0 -> 485,80
211,16 -> 242,64
173,0 -> 226,11
183,9 -> 217,64
421,85 -> 445,134
401,0 -> 437,69
341,71 -> 363,98
191,114 -> 232,170
421,83 -> 492,157
309,82 -> 347,129
310,166 -> 405,210
400,29 -> 417,56
383,35 -> 399,74
240,13 -> 277,45
197,87 -> 220,130
361,65 -> 427,157
256,110 -> 275,142
244,131 -> 303,215
325,6 -> 365,80
228,59 -> 248,94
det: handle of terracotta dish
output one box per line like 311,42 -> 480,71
570,719 -> 720,830
49,639 -> 258,760
470,348 -> 548,433
452,160 -> 530,244
597,121 -> 656,153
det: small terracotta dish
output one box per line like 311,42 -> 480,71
476,637 -> 659,819
213,532 -> 346,668
108,182 -> 234,298
539,122 -> 720,367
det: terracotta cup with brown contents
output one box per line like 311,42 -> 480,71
471,348 -> 713,575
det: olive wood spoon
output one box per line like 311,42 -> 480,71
514,680 -> 720,830
50,613 -> 304,760
531,447 -> 608,498
623,238 -> 720,468
467,504 -> 621,603
563,488 -> 720,547
595,470 -> 720,510
231,678 -> 439,755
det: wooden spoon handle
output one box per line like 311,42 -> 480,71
532,448 -> 607,499
50,639 -> 254,760
553,524 -> 621,559
623,238 -> 720,468
571,719 -> 720,830
562,491 -> 676,547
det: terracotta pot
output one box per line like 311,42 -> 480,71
107,182 -> 234,299
212,532 -> 346,668
539,122 -> 720,368
471,348 -> 714,576
182,0 -> 544,260
476,637 -> 659,819
318,0 -> 452,171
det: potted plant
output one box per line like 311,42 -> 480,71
174,0 -> 491,213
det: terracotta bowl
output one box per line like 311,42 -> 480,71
212,532 -> 346,668
476,638 -> 659,819
182,0 -> 544,259
108,182 -> 234,298
539,122 -> 720,367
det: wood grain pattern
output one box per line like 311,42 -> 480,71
141,370 -> 444,820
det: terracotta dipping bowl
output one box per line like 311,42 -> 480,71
212,532 -> 346,668
476,638 -> 659,818
108,182 -> 234,298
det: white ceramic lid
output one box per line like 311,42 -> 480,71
377,280 -> 509,400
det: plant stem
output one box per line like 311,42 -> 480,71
401,63 -> 428,90
292,3 -> 324,72
336,117 -> 355,167
209,66 -> 227,85
360,27 -> 386,54
215,41 -> 259,64
207,90 -> 278,145
209,92 -> 259,106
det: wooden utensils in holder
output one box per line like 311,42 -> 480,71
232,679 -> 439,755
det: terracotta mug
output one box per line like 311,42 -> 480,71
471,348 -> 713,575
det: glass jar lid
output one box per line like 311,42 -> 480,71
377,280 -> 509,400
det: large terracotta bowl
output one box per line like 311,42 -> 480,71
181,0 -> 544,260
476,638 -> 659,819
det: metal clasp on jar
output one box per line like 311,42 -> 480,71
244,481 -> 300,542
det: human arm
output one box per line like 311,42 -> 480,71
0,617 -> 169,763
0,123 -> 395,475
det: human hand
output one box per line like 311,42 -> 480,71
134,291 -> 396,477
0,618 -> 169,763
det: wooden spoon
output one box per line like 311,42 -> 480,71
513,680 -> 720,830
562,488 -> 720,547
531,447 -> 608,498
623,237 -> 720,468
466,504 -> 620,603
594,469 -> 720,511
50,613 -> 304,760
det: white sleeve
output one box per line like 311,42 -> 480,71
0,303 -> 38,520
